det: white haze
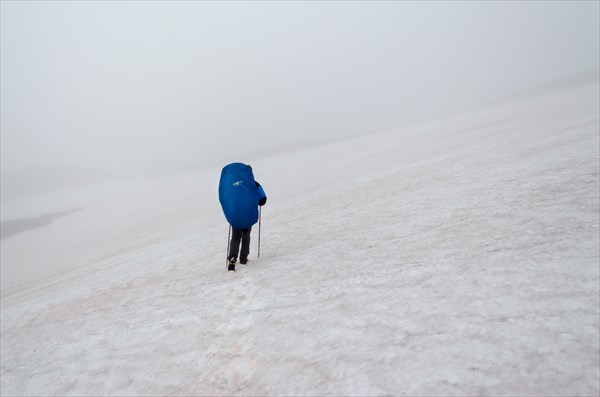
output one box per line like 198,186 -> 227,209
1,1 -> 599,203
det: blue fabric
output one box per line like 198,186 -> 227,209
257,184 -> 266,205
219,163 -> 262,229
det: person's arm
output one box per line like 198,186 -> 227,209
256,181 -> 267,206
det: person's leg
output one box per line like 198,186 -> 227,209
239,228 -> 252,264
229,228 -> 243,261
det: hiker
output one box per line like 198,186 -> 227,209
218,163 -> 267,271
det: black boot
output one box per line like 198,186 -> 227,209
228,257 -> 236,272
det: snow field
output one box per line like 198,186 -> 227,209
1,82 -> 599,395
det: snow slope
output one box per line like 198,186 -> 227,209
1,82 -> 599,396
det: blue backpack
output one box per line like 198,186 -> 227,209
218,163 -> 265,229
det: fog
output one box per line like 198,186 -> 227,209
1,1 -> 599,201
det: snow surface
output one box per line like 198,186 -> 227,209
1,82 -> 599,396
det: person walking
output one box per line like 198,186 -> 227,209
218,163 -> 267,271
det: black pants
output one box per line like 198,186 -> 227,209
229,228 -> 251,263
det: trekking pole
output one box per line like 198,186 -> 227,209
226,225 -> 231,267
258,206 -> 262,258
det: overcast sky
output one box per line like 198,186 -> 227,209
1,1 -> 599,198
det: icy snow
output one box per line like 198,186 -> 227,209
1,83 -> 599,396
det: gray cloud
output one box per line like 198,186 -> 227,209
1,1 -> 599,200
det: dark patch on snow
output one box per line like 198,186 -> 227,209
1,209 -> 82,240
